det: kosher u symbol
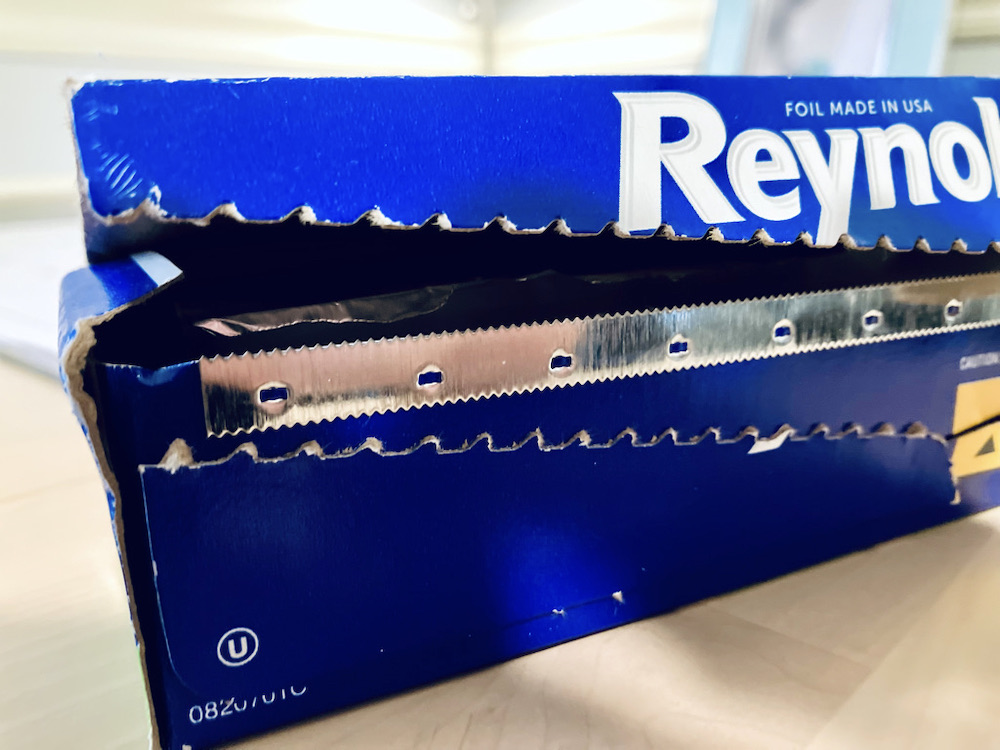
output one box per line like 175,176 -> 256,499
217,627 -> 259,667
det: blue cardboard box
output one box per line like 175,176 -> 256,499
60,76 -> 1000,748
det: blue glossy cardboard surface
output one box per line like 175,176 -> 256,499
139,436 -> 965,748
74,76 -> 1000,258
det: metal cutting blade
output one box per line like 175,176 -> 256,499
200,273 -> 1000,436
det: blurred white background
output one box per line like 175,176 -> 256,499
5,4 -> 1000,749
0,0 -> 996,373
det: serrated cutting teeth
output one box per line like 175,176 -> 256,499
200,273 -> 1000,436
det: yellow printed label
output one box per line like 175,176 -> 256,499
952,376 -> 1000,478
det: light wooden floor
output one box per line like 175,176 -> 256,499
3,356 -> 1000,749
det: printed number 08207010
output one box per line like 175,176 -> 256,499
188,686 -> 307,724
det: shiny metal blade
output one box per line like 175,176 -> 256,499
200,273 -> 1000,436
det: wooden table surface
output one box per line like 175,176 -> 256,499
3,355 -> 1000,749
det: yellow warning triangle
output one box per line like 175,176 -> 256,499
952,378 -> 1000,478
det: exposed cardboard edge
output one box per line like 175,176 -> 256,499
60,276 -> 181,750
147,421 -> 945,474
68,93 -> 168,748
81,198 -> 1000,255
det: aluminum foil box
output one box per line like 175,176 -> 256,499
59,76 -> 1000,748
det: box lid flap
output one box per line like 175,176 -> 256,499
71,75 -> 1000,262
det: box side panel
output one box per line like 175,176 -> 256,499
140,434 -> 968,749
